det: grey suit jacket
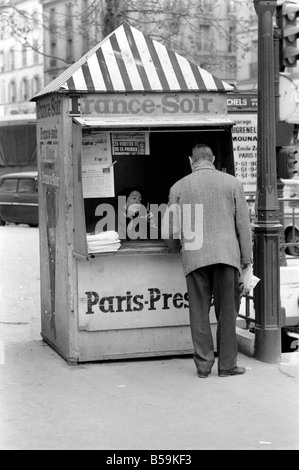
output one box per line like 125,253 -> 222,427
163,161 -> 253,277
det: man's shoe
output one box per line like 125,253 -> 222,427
197,371 -> 210,378
218,366 -> 246,377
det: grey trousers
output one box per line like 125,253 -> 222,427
186,264 -> 241,373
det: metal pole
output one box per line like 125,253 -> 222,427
274,25 -> 287,266
253,0 -> 282,363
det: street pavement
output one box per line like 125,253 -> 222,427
0,225 -> 299,451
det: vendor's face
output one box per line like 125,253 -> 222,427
126,191 -> 142,208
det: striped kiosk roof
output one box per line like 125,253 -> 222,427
33,23 -> 233,100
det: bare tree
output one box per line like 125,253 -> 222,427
101,0 -> 256,74
0,0 -> 256,74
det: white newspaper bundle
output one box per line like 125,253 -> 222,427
87,230 -> 121,254
242,265 -> 260,292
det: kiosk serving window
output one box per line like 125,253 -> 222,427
73,124 -> 235,258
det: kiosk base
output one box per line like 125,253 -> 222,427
41,323 -> 220,364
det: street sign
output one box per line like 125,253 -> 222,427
227,93 -> 258,194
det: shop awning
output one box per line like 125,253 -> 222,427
32,23 -> 233,100
74,115 -> 235,128
0,114 -> 36,126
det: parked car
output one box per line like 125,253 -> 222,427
0,171 -> 38,227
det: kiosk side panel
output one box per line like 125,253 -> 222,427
36,95 -> 74,360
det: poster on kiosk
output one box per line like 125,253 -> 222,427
32,23 -> 236,363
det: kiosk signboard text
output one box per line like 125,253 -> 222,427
70,93 -> 228,117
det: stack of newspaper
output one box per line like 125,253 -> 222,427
87,231 -> 121,254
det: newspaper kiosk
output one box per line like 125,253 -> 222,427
32,23 -> 235,363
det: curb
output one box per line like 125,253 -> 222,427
236,327 -> 255,357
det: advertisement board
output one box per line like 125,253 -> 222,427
78,255 -> 191,332
228,93 -> 258,194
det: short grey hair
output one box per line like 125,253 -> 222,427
191,144 -> 214,163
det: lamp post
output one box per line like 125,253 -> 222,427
253,0 -> 282,363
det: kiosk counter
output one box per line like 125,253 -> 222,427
32,23 -> 236,363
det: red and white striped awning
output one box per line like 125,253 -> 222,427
33,23 -> 233,100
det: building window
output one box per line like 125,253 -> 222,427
82,0 -> 90,53
249,62 -> 258,79
0,51 -> 4,73
250,39 -> 258,78
21,78 -> 29,101
33,40 -> 39,64
33,75 -> 41,95
251,40 -> 258,61
9,48 -> 15,70
65,3 -> 73,30
50,42 -> 57,67
228,26 -> 236,53
198,0 -> 212,13
82,0 -> 89,15
22,45 -> 27,67
0,81 -> 5,104
9,81 -> 17,103
32,10 -> 39,29
66,38 -> 73,62
227,0 -> 236,15
49,8 -> 57,34
198,25 -> 212,52
0,24 -> 6,41
82,31 -> 90,54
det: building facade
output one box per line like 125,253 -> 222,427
40,0 -> 105,86
234,0 -> 258,90
39,0 -> 247,87
0,0 -> 261,117
5,0 -> 299,116
0,0 -> 44,116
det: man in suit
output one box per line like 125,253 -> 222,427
162,143 -> 252,378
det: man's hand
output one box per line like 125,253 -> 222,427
239,275 -> 245,296
240,264 -> 259,295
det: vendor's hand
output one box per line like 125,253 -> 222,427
127,203 -> 141,218
146,211 -> 157,227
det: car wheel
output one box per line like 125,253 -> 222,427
286,229 -> 299,256
0,216 -> 4,226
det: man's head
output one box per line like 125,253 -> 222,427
189,144 -> 215,170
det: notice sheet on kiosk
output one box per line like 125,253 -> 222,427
82,131 -> 114,198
